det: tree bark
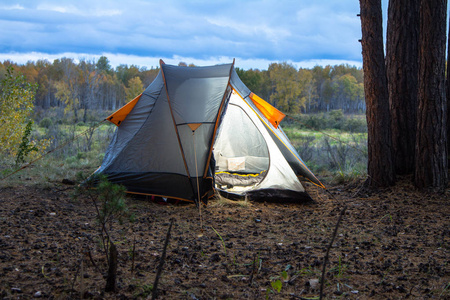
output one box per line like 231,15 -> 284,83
447,13 -> 450,169
386,0 -> 420,175
105,241 -> 118,292
415,0 -> 448,190
359,0 -> 395,187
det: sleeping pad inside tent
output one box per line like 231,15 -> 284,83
94,60 -> 324,204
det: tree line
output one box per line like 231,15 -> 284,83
236,62 -> 364,113
0,57 -> 365,123
0,57 -> 160,123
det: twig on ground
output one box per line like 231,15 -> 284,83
152,218 -> 174,300
70,257 -> 82,297
319,205 -> 347,300
248,252 -> 258,286
131,235 -> 136,274
86,248 -> 102,275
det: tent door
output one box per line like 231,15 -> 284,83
213,103 -> 269,194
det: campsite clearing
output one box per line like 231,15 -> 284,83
0,176 -> 448,299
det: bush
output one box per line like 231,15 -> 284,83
328,109 -> 344,120
301,114 -> 326,130
292,112 -> 367,133
294,135 -> 315,162
327,110 -> 345,130
343,118 -> 367,133
39,117 -> 53,128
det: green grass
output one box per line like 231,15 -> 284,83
283,115 -> 368,181
2,112 -> 368,187
283,127 -> 367,146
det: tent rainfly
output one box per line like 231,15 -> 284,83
94,60 -> 324,204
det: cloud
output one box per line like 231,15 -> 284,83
0,0 -> 367,68
0,4 -> 25,10
36,3 -> 122,17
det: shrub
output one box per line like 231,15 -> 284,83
39,117 -> 53,129
327,110 -> 345,130
301,114 -> 326,130
74,174 -> 133,292
15,121 -> 38,165
343,118 -> 367,133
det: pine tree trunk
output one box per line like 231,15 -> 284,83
386,0 -> 420,175
415,0 -> 448,190
447,14 -> 450,168
359,0 -> 395,187
105,241 -> 118,292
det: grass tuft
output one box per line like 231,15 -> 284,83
210,192 -> 252,208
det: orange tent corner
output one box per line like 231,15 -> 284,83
249,92 -> 285,128
106,94 -> 142,126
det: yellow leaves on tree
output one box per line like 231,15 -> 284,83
125,76 -> 143,102
0,67 -> 50,161
0,67 -> 35,157
55,80 -> 79,118
268,62 -> 305,114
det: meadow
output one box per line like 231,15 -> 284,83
1,109 -> 368,188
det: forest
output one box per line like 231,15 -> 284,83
0,56 -> 365,122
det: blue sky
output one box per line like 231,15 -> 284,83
0,0 -> 389,70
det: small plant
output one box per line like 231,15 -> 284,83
440,282 -> 450,297
74,174 -> 134,292
136,283 -> 153,298
270,278 -> 282,293
211,226 -> 227,256
15,121 -> 38,165
266,268 -> 289,299
295,265 -> 319,277
378,213 -> 393,224
329,255 -> 348,279
333,167 -> 362,184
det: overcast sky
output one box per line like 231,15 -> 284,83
0,0 -> 389,70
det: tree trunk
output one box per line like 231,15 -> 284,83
386,0 -> 420,175
359,0 -> 395,187
415,0 -> 448,190
105,241 -> 118,292
447,14 -> 450,169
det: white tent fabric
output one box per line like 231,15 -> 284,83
213,90 -> 305,194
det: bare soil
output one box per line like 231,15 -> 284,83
0,177 -> 449,299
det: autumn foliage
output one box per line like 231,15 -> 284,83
0,67 -> 50,164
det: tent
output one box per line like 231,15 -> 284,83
94,60 -> 324,204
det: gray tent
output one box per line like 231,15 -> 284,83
95,60 -> 324,204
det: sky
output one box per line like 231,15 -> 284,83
0,0 -> 389,70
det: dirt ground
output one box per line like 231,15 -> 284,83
0,177 -> 449,299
